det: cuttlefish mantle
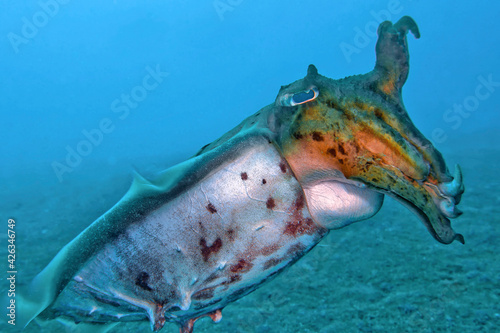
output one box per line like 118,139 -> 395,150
18,16 -> 464,333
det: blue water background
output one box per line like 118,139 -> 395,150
1,0 -> 499,183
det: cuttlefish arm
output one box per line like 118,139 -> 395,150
373,16 -> 456,185
273,16 -> 464,244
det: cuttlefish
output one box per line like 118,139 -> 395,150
19,16 -> 464,332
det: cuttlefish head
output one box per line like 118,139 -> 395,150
272,16 -> 464,244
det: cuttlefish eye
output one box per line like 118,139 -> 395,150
280,87 -> 319,106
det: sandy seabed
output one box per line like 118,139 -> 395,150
1,145 -> 498,333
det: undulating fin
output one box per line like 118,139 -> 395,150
130,168 -> 154,190
33,316 -> 119,333
15,147 -> 199,328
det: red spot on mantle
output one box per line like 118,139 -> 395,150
283,194 -> 317,237
200,238 -> 222,262
222,274 -> 241,285
227,228 -> 235,241
261,244 -> 281,256
279,161 -> 287,173
206,203 -> 217,214
284,218 -> 316,237
230,259 -> 253,273
266,197 -> 276,209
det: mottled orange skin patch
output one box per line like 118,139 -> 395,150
379,74 -> 396,95
277,84 -> 463,244
281,93 -> 428,184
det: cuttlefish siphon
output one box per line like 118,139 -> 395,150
18,16 -> 464,333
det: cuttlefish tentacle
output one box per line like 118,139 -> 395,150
438,164 -> 465,202
423,164 -> 464,219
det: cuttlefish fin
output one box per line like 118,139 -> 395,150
128,169 -> 157,195
374,16 -> 420,96
32,316 -> 119,333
